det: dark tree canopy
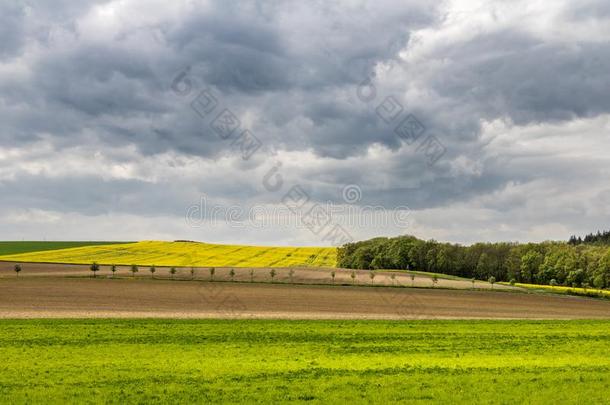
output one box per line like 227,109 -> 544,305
569,230 -> 610,246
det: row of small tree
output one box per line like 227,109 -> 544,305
11,263 -> 496,289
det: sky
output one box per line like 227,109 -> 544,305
1,0 -> 609,246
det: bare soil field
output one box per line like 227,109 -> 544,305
0,261 -> 513,290
1,277 -> 610,320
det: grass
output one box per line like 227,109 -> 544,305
383,269 -> 473,281
504,282 -> 610,299
0,241 -> 337,268
0,319 -> 609,404
0,241 -> 130,256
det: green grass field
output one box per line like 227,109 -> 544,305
1,319 -> 609,404
0,241 -> 130,256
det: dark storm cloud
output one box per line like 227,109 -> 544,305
422,30 -> 610,126
2,0 -> 437,155
0,2 -> 26,59
1,0 -> 610,243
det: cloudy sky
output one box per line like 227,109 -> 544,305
1,0 -> 609,245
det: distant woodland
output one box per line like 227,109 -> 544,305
338,232 -> 610,288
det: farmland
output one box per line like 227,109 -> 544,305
0,241 -> 337,268
506,282 -> 610,299
0,241 -> 129,256
0,319 -> 609,404
2,273 -> 610,319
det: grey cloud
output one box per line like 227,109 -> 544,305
0,2 -> 26,59
1,0 -> 610,243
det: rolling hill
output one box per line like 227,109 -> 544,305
0,241 -> 337,268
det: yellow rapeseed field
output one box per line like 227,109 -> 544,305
0,241 -> 337,268
510,282 -> 610,298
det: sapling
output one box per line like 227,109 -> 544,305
90,262 -> 100,278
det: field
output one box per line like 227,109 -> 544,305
0,241 -> 337,268
0,241 -> 129,256
507,282 -> 610,299
0,319 -> 609,404
2,244 -> 610,404
2,268 -> 610,319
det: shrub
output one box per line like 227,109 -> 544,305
488,276 -> 496,289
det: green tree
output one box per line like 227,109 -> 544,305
432,275 -> 438,288
488,276 -> 496,289
425,248 -> 437,272
110,265 -> 117,278
520,251 -> 543,283
229,268 -> 236,282
331,271 -> 336,284
90,262 -> 100,278
410,273 -> 415,287
390,273 -> 396,285
130,264 -> 138,278
505,248 -> 522,282
14,264 -> 22,277
149,265 -> 156,278
593,274 -> 605,290
594,250 -> 610,289
436,247 -> 450,274
270,269 -> 276,282
369,271 -> 376,285
170,267 -> 177,279
566,269 -> 585,287
476,253 -> 494,279
191,267 -> 196,280
209,267 -> 215,281
350,271 -> 356,284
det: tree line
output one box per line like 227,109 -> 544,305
338,235 -> 610,289
569,230 -> 610,246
